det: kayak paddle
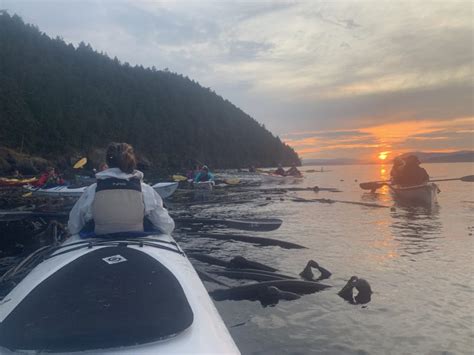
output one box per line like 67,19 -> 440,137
73,157 -> 87,169
0,210 -> 69,222
224,178 -> 240,185
359,181 -> 389,190
175,217 -> 282,232
172,175 -> 188,182
359,175 -> 474,191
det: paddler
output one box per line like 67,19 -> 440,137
285,165 -> 302,177
390,156 -> 405,185
395,155 -> 429,187
34,167 -> 65,188
274,164 -> 285,176
11,169 -> 22,178
98,162 -> 109,172
194,165 -> 214,183
68,142 -> 174,235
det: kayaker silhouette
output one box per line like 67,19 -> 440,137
286,165 -> 302,177
394,155 -> 429,187
274,164 -> 285,176
390,156 -> 405,185
68,142 -> 174,235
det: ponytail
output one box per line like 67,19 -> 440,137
105,142 -> 136,174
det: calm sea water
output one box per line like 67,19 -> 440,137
1,163 -> 473,354
202,163 -> 474,354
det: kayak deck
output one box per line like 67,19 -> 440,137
0,234 -> 239,354
0,246 -> 193,352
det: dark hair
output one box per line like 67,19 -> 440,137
405,155 -> 420,165
105,142 -> 136,174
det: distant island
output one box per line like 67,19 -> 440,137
303,151 -> 474,166
0,12 -> 300,174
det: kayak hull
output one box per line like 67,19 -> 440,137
151,182 -> 179,199
260,173 -> 303,184
23,185 -> 88,197
23,182 -> 179,199
390,183 -> 439,205
0,233 -> 239,354
0,178 -> 37,187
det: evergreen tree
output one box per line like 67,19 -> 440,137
0,12 -> 300,168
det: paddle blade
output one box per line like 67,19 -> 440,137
359,182 -> 385,190
225,178 -> 240,185
460,175 -> 474,182
22,192 -> 33,197
172,175 -> 188,182
73,157 -> 87,169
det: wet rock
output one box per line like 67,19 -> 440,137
0,147 -> 51,175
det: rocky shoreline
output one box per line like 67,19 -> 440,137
0,146 -> 161,177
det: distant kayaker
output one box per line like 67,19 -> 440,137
390,157 -> 405,185
274,164 -> 285,176
194,165 -> 214,183
98,162 -> 108,172
395,155 -> 429,187
285,165 -> 302,178
10,169 -> 22,178
68,142 -> 175,235
34,167 -> 65,188
186,164 -> 200,180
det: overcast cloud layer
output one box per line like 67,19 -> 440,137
2,0 -> 473,160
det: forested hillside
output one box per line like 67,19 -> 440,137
0,12 -> 300,170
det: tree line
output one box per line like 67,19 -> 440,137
0,12 -> 300,171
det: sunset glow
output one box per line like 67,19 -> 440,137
282,117 -> 474,161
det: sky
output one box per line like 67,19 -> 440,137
2,0 -> 473,162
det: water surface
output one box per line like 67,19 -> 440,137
1,163 -> 473,354
206,163 -> 473,354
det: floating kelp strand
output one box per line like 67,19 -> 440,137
188,233 -> 307,249
291,197 -> 390,208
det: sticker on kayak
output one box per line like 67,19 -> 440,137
102,255 -> 127,265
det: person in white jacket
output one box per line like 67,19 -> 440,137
68,143 -> 175,235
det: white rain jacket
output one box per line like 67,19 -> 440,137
68,168 -> 175,235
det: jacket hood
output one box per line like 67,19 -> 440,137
95,168 -> 144,181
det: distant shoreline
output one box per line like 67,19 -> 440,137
302,161 -> 474,167
302,151 -> 474,166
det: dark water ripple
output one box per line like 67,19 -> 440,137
1,163 -> 473,354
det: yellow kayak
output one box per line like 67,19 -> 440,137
0,177 -> 38,187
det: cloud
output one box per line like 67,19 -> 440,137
2,0 -> 472,158
284,117 -> 474,160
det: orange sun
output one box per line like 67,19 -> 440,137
378,151 -> 390,161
